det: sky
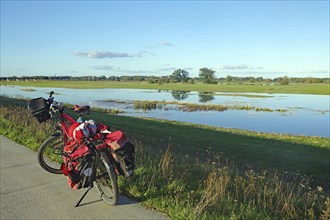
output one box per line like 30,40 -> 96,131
1,1 -> 329,78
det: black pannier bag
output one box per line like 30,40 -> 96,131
114,142 -> 135,178
61,145 -> 96,189
69,153 -> 96,189
28,97 -> 50,123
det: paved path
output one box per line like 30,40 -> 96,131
0,136 -> 170,219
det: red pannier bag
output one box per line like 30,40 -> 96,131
104,130 -> 127,151
61,144 -> 95,190
104,130 -> 135,178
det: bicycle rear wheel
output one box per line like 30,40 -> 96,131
37,134 -> 64,174
94,155 -> 119,205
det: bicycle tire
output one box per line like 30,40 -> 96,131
37,134 -> 64,174
94,155 -> 119,206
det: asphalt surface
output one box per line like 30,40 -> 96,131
0,136 -> 170,219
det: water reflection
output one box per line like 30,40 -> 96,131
171,90 -> 189,101
198,92 -> 215,103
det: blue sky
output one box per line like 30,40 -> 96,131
1,1 -> 329,78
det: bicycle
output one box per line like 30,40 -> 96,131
28,91 -> 133,206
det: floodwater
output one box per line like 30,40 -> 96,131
1,85 -> 329,137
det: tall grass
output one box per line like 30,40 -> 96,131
123,141 -> 330,219
1,96 -> 329,219
0,104 -> 53,150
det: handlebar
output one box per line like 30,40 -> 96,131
50,102 -> 64,112
47,91 -> 90,115
45,91 -> 64,113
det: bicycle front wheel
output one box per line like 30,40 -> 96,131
94,155 -> 119,206
37,134 -> 64,174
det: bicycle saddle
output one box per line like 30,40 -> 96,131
73,105 -> 90,114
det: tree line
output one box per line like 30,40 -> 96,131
1,67 -> 329,85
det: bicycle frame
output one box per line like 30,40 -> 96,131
60,112 -> 76,144
50,108 -> 76,145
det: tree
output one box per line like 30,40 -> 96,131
199,68 -> 217,84
226,75 -> 233,83
170,69 -> 189,83
279,76 -> 290,85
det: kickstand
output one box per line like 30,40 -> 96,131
75,184 -> 93,207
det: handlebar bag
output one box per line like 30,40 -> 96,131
28,97 -> 50,123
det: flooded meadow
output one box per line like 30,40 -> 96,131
1,85 -> 329,137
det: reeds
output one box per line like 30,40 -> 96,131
134,100 -> 160,110
132,100 -> 287,113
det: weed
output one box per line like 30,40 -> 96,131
159,138 -> 174,178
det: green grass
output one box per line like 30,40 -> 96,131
1,95 -> 329,219
2,80 -> 330,95
91,113 -> 330,182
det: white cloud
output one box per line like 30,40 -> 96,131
143,40 -> 174,50
123,69 -> 155,74
74,50 -> 137,59
159,41 -> 173,46
68,70 -> 79,74
216,65 -> 264,71
137,50 -> 156,57
223,65 -> 248,70
298,70 -> 329,74
249,67 -> 264,70
233,71 -> 287,75
184,67 -> 194,71
157,67 -> 177,72
90,65 -> 120,70
157,66 -> 193,72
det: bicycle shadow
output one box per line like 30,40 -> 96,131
77,195 -> 138,207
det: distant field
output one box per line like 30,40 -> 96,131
2,80 -> 329,95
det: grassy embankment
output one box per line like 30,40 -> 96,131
2,80 -> 330,95
1,96 -> 329,219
